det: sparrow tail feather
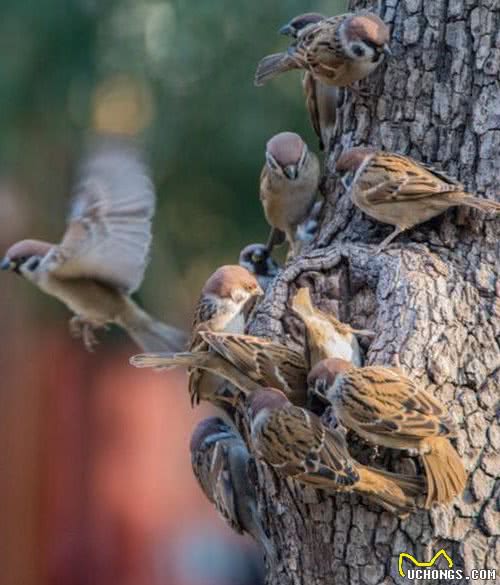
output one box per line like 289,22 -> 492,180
356,466 -> 425,516
130,351 -> 207,370
119,299 -> 188,353
422,437 -> 467,508
458,194 -> 500,213
255,52 -> 298,86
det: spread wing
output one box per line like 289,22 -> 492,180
50,134 -> 155,292
364,153 -> 464,205
200,331 -> 308,405
338,366 -> 457,440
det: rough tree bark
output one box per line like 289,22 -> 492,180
247,1 -> 500,583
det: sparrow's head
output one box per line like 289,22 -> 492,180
239,243 -> 279,279
342,13 -> 391,63
189,416 -> 234,454
336,147 -> 378,174
247,387 -> 288,421
279,12 -> 324,37
203,265 -> 263,306
1,239 -> 52,275
307,358 -> 353,399
265,132 -> 309,181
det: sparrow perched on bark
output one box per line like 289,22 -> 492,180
239,243 -> 280,292
255,12 -> 391,89
292,287 -> 373,367
336,148 -> 500,253
190,416 -> 273,559
1,134 -> 187,352
131,265 -> 263,406
279,13 -> 339,151
307,358 -> 468,507
260,132 -> 320,256
247,388 -> 424,515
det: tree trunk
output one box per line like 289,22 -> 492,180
248,1 -> 500,583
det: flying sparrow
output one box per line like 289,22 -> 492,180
336,147 -> 500,253
239,243 -> 280,292
132,265 -> 263,406
255,12 -> 391,89
292,287 -> 373,367
190,416 -> 274,560
279,13 -> 339,151
247,388 -> 424,516
307,358 -> 468,507
260,132 -> 320,256
1,134 -> 187,352
199,330 -> 308,407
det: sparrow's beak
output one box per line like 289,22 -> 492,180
279,23 -> 293,36
1,257 -> 12,271
383,45 -> 392,57
284,164 -> 298,180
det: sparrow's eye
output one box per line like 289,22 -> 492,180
352,44 -> 365,57
28,258 -> 40,271
251,252 -> 263,263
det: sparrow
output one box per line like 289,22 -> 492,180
291,287 -> 373,368
132,265 -> 263,406
255,12 -> 391,89
190,416 -> 273,560
336,148 -> 500,253
247,388 -> 424,516
199,330 -> 308,407
279,13 -> 339,151
238,243 -> 280,292
307,358 -> 468,507
1,134 -> 187,352
260,132 -> 320,256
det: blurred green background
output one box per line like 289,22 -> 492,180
0,2 -> 346,585
0,0 -> 345,329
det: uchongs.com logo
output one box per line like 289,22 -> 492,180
398,549 -> 496,581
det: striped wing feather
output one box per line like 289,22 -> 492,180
200,332 -> 307,394
339,366 -> 457,439
365,153 -> 464,205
